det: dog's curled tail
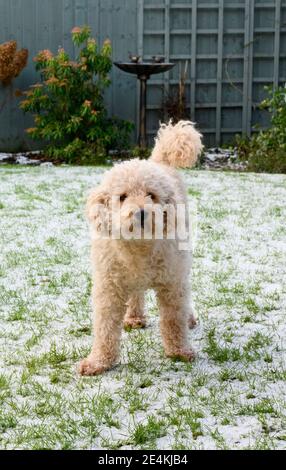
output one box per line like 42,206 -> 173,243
150,120 -> 203,168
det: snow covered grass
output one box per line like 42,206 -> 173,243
0,165 -> 285,450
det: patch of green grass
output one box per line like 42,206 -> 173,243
0,374 -> 10,390
48,248 -> 73,266
168,406 -> 204,440
267,206 -> 283,217
44,342 -> 69,366
243,331 -> 272,361
64,193 -> 84,213
219,368 -> 238,382
243,297 -> 260,314
25,332 -> 42,350
204,327 -> 242,363
138,377 -> 153,389
69,325 -> 91,337
8,300 -> 28,321
239,398 -> 277,417
132,415 -> 166,447
242,314 -> 255,323
0,413 -> 17,433
188,188 -> 201,197
210,428 -> 227,449
45,237 -> 58,246
87,393 -> 120,429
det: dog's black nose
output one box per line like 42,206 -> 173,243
135,209 -> 148,227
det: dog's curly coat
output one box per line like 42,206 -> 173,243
79,120 -> 203,375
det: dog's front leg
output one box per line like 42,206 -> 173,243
79,282 -> 127,375
157,285 -> 195,362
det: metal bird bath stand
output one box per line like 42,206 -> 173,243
114,61 -> 175,148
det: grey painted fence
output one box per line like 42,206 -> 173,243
0,0 -> 285,151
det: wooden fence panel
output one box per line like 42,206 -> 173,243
0,0 -> 285,150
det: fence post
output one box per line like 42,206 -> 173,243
242,0 -> 254,137
137,0 -> 144,140
216,0 -> 224,145
274,0 -> 281,89
190,0 -> 197,122
164,0 -> 170,122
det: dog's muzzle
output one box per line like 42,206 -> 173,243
134,209 -> 148,228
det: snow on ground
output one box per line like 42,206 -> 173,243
0,165 -> 285,450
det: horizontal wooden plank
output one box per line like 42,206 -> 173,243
147,128 -> 245,134
147,102 -> 268,110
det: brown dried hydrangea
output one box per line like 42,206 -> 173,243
0,40 -> 28,86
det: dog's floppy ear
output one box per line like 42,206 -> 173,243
86,187 -> 110,223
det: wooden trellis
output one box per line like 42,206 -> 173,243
138,0 -> 286,146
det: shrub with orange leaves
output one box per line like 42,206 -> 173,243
0,40 -> 28,86
20,26 -> 133,163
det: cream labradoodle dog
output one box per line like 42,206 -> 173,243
79,120 -> 203,375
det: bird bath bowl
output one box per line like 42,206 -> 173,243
114,61 -> 175,148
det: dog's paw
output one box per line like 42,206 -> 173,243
124,316 -> 146,331
188,313 -> 198,329
166,348 -> 196,363
78,357 -> 109,376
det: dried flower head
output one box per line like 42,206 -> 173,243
71,27 -> 82,34
69,60 -> 80,68
45,76 -> 59,85
0,40 -> 28,86
12,49 -> 28,77
34,49 -> 53,63
26,127 -> 37,134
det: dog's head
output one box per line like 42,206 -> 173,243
86,160 -> 181,241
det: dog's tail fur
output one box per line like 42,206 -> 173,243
150,120 -> 203,168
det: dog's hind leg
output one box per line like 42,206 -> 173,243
188,304 -> 198,329
157,285 -> 195,362
124,293 -> 146,330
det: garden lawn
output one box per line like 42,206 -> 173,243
0,166 -> 285,450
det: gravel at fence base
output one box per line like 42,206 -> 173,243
0,151 -> 50,166
201,148 -> 247,171
0,148 -> 247,170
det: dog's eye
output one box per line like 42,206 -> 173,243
120,193 -> 127,202
147,192 -> 156,201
